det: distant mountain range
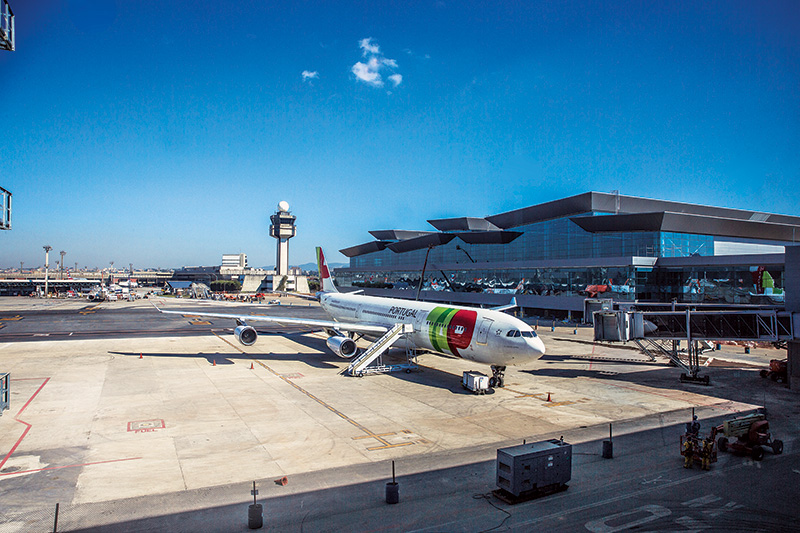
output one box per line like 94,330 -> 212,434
258,262 -> 348,273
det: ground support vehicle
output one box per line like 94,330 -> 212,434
760,359 -> 788,383
716,413 -> 783,461
462,371 -> 490,394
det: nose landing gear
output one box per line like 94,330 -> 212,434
489,365 -> 506,388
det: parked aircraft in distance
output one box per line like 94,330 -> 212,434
156,248 -> 546,388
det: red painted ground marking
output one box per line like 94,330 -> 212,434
0,377 -> 50,471
0,457 -> 142,477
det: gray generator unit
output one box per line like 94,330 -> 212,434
495,439 -> 571,501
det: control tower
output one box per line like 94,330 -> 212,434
269,201 -> 296,276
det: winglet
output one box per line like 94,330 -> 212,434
491,297 -> 518,312
316,247 -> 339,293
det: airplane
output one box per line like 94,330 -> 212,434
155,247 -> 546,388
485,279 -> 525,295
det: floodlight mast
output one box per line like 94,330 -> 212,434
43,245 -> 52,296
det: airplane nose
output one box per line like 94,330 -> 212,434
529,337 -> 546,357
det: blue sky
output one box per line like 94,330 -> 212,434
2,1 -> 798,269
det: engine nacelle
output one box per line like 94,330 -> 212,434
326,335 -> 358,359
234,325 -> 258,346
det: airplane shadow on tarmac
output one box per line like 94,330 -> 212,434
108,332 -> 343,370
370,348 -> 497,395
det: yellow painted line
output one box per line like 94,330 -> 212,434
0,315 -> 23,321
212,332 -> 415,451
189,320 -> 212,325
367,442 -> 415,451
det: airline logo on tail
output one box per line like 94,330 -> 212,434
316,247 -> 338,293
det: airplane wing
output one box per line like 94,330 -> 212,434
153,306 -> 389,336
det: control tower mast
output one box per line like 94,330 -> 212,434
269,201 -> 296,276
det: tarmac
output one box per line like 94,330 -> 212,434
0,296 -> 797,532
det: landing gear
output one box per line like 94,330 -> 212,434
489,365 -> 506,388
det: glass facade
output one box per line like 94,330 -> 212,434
351,212 -> 718,270
341,209 -> 787,307
336,265 -> 640,300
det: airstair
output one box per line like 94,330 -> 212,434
346,323 -> 416,377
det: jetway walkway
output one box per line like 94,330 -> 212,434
346,323 -> 416,377
594,309 -> 796,384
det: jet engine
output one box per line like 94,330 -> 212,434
234,325 -> 258,346
326,336 -> 358,359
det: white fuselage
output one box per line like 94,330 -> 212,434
320,292 -> 545,366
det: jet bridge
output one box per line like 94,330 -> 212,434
594,309 -> 795,384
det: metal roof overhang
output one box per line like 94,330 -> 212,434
386,233 -> 456,253
570,211 -> 800,242
483,191 -> 800,230
455,230 -> 523,244
427,217 -> 500,232
485,192 -> 594,229
368,230 -> 435,241
340,241 -> 389,258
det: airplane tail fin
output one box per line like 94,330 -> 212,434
316,247 -> 339,293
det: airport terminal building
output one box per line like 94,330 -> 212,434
335,192 -> 798,319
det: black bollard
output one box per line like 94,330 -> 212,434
248,481 -> 263,529
386,461 -> 399,504
602,423 -> 613,459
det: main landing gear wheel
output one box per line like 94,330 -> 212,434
490,365 -> 506,388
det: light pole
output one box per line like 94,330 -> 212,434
109,261 -> 114,286
60,250 -> 66,280
43,245 -> 52,296
19,261 -> 23,274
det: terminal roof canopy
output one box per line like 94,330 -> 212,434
340,241 -> 389,258
571,211 -> 800,242
368,230 -> 435,241
386,233 -> 457,253
427,217 -> 500,232
485,191 -> 800,230
342,191 -> 800,258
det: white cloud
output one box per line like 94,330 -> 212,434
351,38 -> 402,90
351,61 -> 383,87
359,37 -> 380,56
301,70 -> 319,83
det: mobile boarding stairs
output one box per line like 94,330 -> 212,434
345,323 -> 417,377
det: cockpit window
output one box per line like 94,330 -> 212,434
506,330 -> 521,337
521,331 -> 534,338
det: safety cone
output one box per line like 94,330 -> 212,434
139,353 -> 143,359
250,362 -> 254,370
546,392 -> 551,402
212,359 -> 216,366
274,476 -> 288,486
